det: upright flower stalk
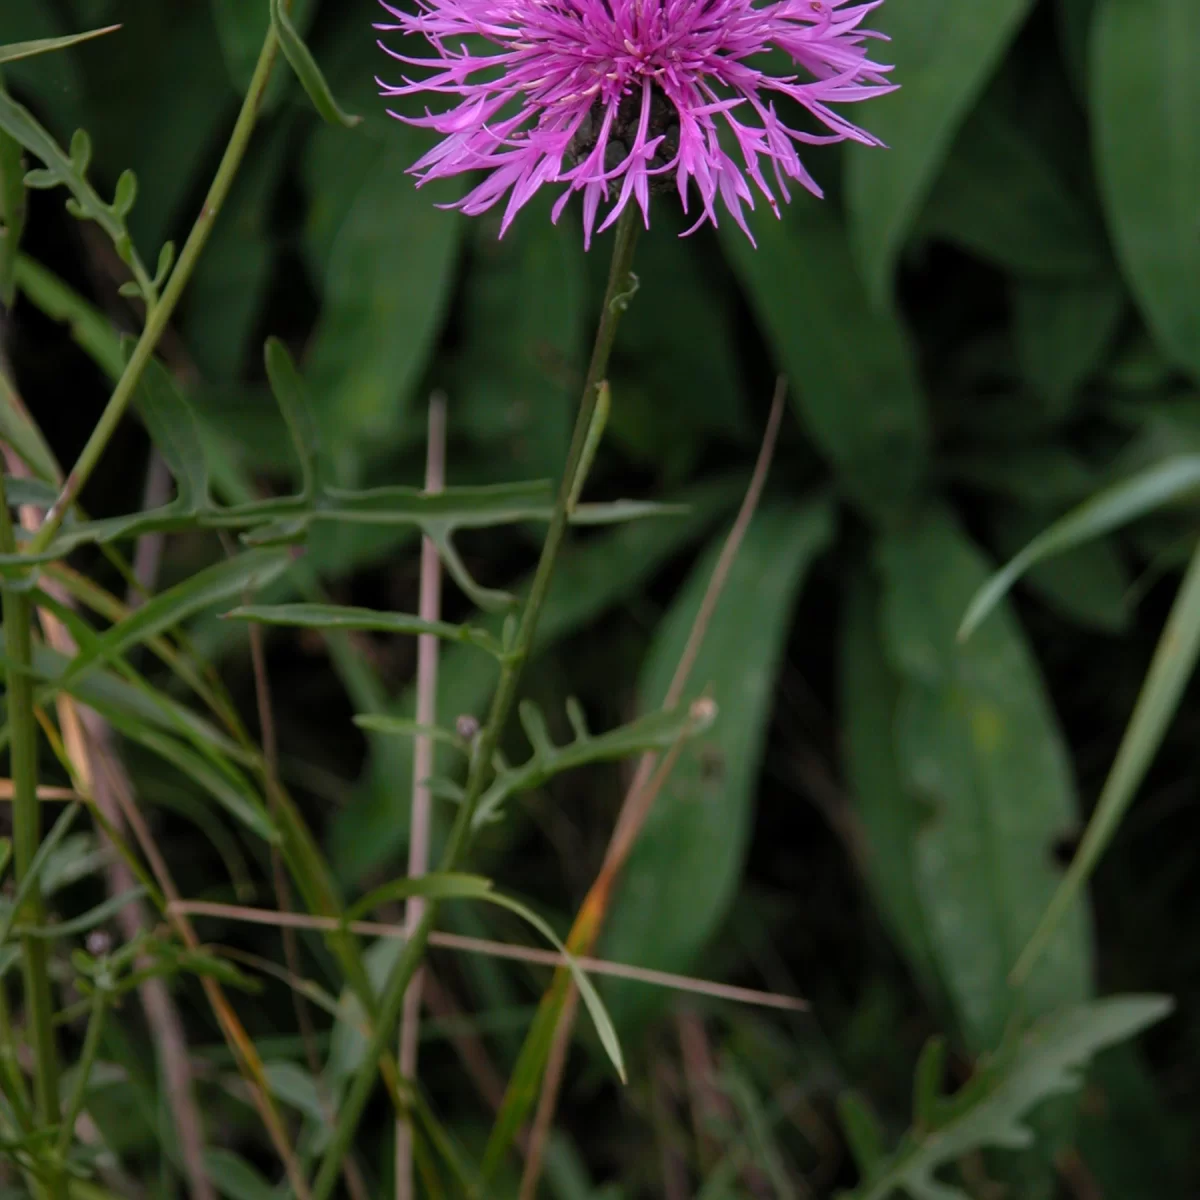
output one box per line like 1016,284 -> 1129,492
310,203 -> 642,1199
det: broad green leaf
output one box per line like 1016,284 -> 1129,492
1013,538 -> 1200,984
451,194 -> 583,481
203,1148 -> 276,1200
846,0 -> 1035,302
721,198 -> 928,520
918,101 -> 1108,279
306,146 -> 460,453
0,25 -> 118,65
1058,0 -> 1096,98
600,501 -> 835,1031
1012,277 -> 1124,415
960,456 -> 1200,639
841,572 -> 942,996
225,603 -> 504,658
269,0 -> 360,129
878,514 -> 1091,1051
261,1060 -> 326,1127
847,996 -> 1173,1200
1093,0 -> 1200,381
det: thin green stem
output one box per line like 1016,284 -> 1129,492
0,473 -> 62,1198
54,986 -> 108,1161
27,25 -> 285,554
309,204 -> 642,1200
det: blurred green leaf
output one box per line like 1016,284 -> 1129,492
0,370 -> 58,484
211,0 -> 313,107
132,356 -> 210,509
1014,537 -> 1200,984
345,872 -> 497,921
0,123 -> 24,307
1093,0 -> 1200,381
203,1148 -> 277,1200
0,25 -> 119,66
601,500 -> 835,1030
846,0 -> 1035,301
878,513 -> 1091,1050
307,148 -> 461,455
722,199 -> 928,520
841,572 -> 942,996
960,456 -> 1200,638
990,507 -> 1131,634
451,197 -> 583,481
919,101 -> 1108,279
1058,0 -> 1096,97
845,996 -> 1173,1200
1012,276 -> 1124,414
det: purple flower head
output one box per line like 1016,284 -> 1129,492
376,0 -> 895,248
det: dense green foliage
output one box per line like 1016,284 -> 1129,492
0,0 -> 1198,1196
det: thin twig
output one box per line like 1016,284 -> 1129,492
397,393 -> 447,1200
519,380 -> 788,1197
168,900 -> 807,1012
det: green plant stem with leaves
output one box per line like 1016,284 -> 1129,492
27,22 -> 285,553
0,471 -> 63,1199
309,203 -> 642,1200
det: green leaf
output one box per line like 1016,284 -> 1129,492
0,803 -> 81,946
345,872 -> 497,922
841,571 -> 942,996
960,456 -> 1200,639
306,146 -> 460,452
261,1060 -> 326,1126
0,123 -> 24,308
0,371 -> 58,484
203,1148 -> 277,1200
473,698 -> 719,828
1013,538 -> 1200,984
18,888 -> 145,940
600,501 -> 835,1031
225,603 -> 504,658
990,508 -> 1131,635
878,513 -> 1091,1051
721,198 -> 928,520
0,25 -> 119,65
56,549 -> 290,692
1093,0 -> 1200,380
331,475 -> 742,881
918,100 -> 1108,279
1012,276 -> 1124,414
269,0 -> 360,129
845,0 -> 1035,302
211,0 -> 314,107
846,996 -> 1173,1200
132,356 -> 210,509
263,337 -> 321,497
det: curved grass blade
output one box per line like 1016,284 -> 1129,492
1012,540 -> 1200,984
269,0 -> 360,128
960,456 -> 1200,640
345,873 -> 497,923
0,25 -> 120,65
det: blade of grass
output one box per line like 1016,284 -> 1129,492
1012,537 -> 1200,984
